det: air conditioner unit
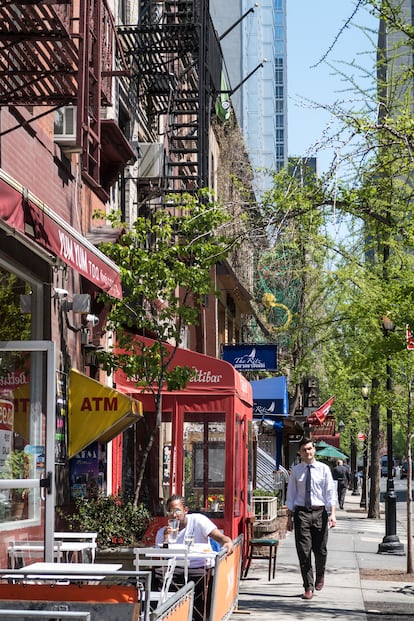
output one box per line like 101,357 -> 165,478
138,142 -> 164,179
54,106 -> 77,146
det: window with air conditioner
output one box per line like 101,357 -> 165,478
54,106 -> 77,146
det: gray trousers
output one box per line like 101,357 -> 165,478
293,506 -> 329,591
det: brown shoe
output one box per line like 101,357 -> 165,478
302,589 -> 313,600
315,576 -> 324,591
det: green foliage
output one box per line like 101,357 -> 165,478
94,190 -> 233,503
0,272 -> 31,341
3,450 -> 30,500
96,190 -> 232,389
61,494 -> 150,548
252,488 -> 277,497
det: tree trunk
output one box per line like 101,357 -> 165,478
133,392 -> 163,506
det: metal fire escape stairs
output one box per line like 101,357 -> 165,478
0,1 -> 130,200
118,0 -> 223,201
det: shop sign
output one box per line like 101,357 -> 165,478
222,344 -> 278,371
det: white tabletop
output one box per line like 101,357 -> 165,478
10,542 -> 93,553
15,562 -> 122,581
140,545 -> 217,570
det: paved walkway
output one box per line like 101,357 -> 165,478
232,493 -> 413,620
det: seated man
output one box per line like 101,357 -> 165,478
155,494 -> 233,620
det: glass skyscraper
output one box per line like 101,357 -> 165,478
211,0 -> 287,198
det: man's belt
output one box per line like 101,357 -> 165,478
295,505 -> 325,511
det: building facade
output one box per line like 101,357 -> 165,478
0,0 -> 256,563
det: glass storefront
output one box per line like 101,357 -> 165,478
183,414 -> 226,516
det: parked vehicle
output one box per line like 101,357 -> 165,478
380,455 -> 396,477
400,461 -> 414,479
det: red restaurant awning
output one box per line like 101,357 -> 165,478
28,200 -> 122,299
114,335 -> 253,408
0,170 -> 122,299
0,177 -> 25,232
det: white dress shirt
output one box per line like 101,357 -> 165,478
286,460 -> 336,512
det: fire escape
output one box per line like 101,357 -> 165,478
0,1 -> 131,201
117,0 -> 223,199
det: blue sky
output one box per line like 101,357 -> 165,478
287,1 -> 378,173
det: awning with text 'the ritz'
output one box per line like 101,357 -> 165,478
68,369 -> 143,458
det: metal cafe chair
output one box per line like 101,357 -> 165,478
242,516 -> 278,581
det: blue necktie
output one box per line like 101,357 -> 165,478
305,465 -> 312,508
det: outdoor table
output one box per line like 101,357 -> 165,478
13,561 -> 122,582
0,566 -> 148,621
136,545 -> 217,621
8,542 -> 95,568
179,545 -> 217,621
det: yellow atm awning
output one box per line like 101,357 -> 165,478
68,369 -> 143,458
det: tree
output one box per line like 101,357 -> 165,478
0,272 -> 31,341
245,1 -> 414,524
95,191 -> 233,507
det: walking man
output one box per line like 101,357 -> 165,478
333,459 -> 350,510
286,437 -> 337,600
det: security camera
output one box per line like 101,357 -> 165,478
86,314 -> 99,327
53,288 -> 69,299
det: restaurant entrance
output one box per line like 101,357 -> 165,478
114,337 -> 253,542
0,340 -> 56,567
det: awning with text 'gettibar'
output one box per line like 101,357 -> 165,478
68,369 -> 142,458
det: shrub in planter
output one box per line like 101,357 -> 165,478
60,493 -> 150,548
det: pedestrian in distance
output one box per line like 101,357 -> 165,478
332,458 -> 350,510
286,436 -> 337,601
343,459 -> 352,489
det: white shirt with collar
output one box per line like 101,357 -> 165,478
286,460 -> 336,512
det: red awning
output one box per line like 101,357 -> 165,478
28,200 -> 122,299
0,170 -> 122,299
114,336 -> 252,408
0,178 -> 25,232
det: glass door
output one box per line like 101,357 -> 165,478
0,341 -> 56,564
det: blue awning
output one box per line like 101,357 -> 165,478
250,376 -> 289,418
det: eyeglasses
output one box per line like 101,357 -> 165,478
166,508 -> 183,516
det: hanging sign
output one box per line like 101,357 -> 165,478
222,344 -> 278,371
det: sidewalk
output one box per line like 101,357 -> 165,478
232,493 -> 413,620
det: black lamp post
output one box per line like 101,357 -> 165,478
378,317 -> 404,555
360,386 -> 369,510
350,430 -> 360,496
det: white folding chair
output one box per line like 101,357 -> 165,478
133,546 -> 189,584
156,556 -> 177,605
134,548 -> 177,608
8,541 -> 64,569
54,532 -> 97,563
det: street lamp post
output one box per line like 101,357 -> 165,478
378,318 -> 404,555
359,437 -> 368,508
350,432 -> 360,496
360,386 -> 369,510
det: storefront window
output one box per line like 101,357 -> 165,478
183,414 -> 225,516
0,271 -> 31,341
160,419 -> 172,505
0,269 -> 36,524
233,417 -> 243,516
0,349 -> 44,526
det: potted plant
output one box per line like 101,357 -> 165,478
208,494 -> 224,512
58,493 -> 150,569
